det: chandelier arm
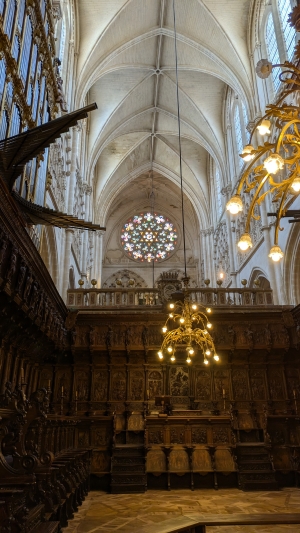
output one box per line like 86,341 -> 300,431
237,146 -> 274,194
274,182 -> 291,245
275,119 -> 300,153
244,174 -> 270,233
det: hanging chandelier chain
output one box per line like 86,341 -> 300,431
173,0 -> 187,278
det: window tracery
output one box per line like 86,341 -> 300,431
278,0 -> 295,61
121,213 -> 178,263
266,13 -> 281,91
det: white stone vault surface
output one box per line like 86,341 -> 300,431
74,0 -> 254,243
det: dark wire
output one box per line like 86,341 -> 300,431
173,0 -> 187,278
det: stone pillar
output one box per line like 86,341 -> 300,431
62,228 -> 74,301
94,230 -> 105,287
260,203 -> 279,304
67,127 -> 79,215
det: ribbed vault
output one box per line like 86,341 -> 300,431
75,0 -> 253,229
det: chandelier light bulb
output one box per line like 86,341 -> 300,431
242,144 -> 255,162
169,313 -> 174,318
205,349 -> 211,356
257,119 -> 271,136
268,245 -> 284,262
169,303 -> 175,309
180,317 -> 185,323
171,355 -> 176,362
192,304 -> 197,310
291,177 -> 300,192
162,327 -> 167,333
186,357 -> 191,364
206,308 -> 212,314
203,329 -> 208,335
214,354 -> 220,361
207,322 -> 212,329
226,194 -> 243,215
158,351 -> 163,359
167,346 -> 173,353
238,232 -> 253,251
189,348 -> 194,355
204,359 -> 209,365
263,153 -> 284,175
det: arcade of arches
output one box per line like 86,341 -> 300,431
2,1 -> 300,532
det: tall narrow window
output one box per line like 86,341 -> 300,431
0,110 -> 9,140
266,13 -> 281,91
4,0 -> 17,41
242,102 -> 250,142
215,167 -> 223,217
12,33 -> 20,62
278,0 -> 295,61
0,0 -> 6,17
10,104 -> 21,136
20,16 -> 33,85
234,105 -> 244,169
17,0 -> 25,29
59,19 -> 66,66
0,59 -> 6,106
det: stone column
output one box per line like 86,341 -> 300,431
94,230 -> 105,287
67,127 -> 79,214
62,228 -> 74,301
260,203 -> 279,304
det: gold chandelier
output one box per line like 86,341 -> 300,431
157,0 -> 220,366
157,284 -> 218,365
226,9 -> 300,262
226,5 -> 300,262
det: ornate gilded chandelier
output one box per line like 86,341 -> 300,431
158,282 -> 218,365
226,7 -> 300,262
157,0 -> 220,366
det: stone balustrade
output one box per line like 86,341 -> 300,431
67,287 -> 274,308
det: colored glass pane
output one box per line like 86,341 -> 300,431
121,212 -> 178,262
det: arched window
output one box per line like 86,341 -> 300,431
0,0 -> 6,17
234,105 -> 244,169
10,103 -> 21,136
19,16 -> 33,85
12,33 -> 20,62
17,0 -> 25,30
0,59 -> 6,105
0,110 -> 9,140
278,0 -> 295,61
242,102 -> 250,142
215,167 -> 223,217
4,0 -> 17,41
265,13 -> 281,91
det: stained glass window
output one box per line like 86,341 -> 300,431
121,213 -> 178,262
278,0 -> 295,61
266,13 -> 281,91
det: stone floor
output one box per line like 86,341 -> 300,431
62,488 -> 300,533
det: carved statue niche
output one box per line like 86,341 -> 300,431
16,259 -> 27,296
231,368 -> 250,400
6,247 -> 18,287
227,325 -> 236,347
196,370 -> 211,400
148,370 -> 163,400
214,369 -> 229,400
111,371 -> 126,401
92,371 -> 108,401
23,271 -> 34,303
268,367 -> 284,400
75,371 -> 89,401
0,235 -> 8,271
170,366 -> 189,397
250,369 -> 266,400
130,370 -> 144,401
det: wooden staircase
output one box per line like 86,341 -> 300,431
237,441 -> 278,491
111,445 -> 146,493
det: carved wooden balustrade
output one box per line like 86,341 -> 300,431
0,383 -> 91,533
67,287 -> 274,309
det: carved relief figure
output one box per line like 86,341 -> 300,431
170,366 -> 189,396
93,372 -> 107,401
76,371 -> 89,401
148,371 -> 162,400
112,371 -> 126,401
196,370 -> 211,400
6,247 -> 18,286
131,371 -> 143,401
232,368 -> 249,400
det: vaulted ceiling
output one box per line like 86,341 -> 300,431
75,0 -> 253,228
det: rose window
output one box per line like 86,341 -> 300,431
121,213 -> 178,262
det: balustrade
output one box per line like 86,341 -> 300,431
67,287 -> 274,308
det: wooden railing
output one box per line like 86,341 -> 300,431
67,287 -> 274,308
